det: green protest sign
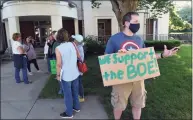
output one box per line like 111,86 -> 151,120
98,47 -> 160,86
50,60 -> 56,74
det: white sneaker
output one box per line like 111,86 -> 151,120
73,109 -> 80,113
28,72 -> 33,75
37,70 -> 42,72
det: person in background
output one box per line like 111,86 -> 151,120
52,31 -> 63,95
71,34 -> 85,102
24,37 -> 42,75
12,33 -> 31,84
55,28 -> 80,118
28,36 -> 36,48
44,38 -> 49,60
52,31 -> 60,58
47,31 -> 57,73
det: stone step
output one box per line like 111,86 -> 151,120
36,56 -> 45,59
36,53 -> 44,56
0,54 -> 12,61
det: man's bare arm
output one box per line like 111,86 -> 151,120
17,46 -> 25,54
56,48 -> 62,80
156,53 -> 161,59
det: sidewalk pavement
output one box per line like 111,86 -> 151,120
1,59 -> 108,119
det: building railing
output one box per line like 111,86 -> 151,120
85,33 -> 192,44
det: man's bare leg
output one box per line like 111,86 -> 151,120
114,109 -> 123,120
132,107 -> 141,120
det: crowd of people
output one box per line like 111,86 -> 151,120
12,28 -> 85,118
11,11 -> 179,119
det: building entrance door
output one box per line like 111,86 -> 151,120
34,21 -> 51,47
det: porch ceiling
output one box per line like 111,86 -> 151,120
19,16 -> 50,21
19,16 -> 74,21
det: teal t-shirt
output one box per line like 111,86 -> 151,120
105,32 -> 146,54
52,41 -> 61,55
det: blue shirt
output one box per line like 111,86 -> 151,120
105,32 -> 145,54
56,42 -> 80,82
77,44 -> 84,75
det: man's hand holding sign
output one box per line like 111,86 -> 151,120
99,45 -> 179,86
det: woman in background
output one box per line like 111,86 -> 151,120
55,28 -> 80,118
47,31 -> 57,73
44,37 -> 49,60
52,31 -> 63,95
24,37 -> 42,75
12,33 -> 31,84
28,36 -> 36,48
71,34 -> 85,102
52,31 -> 60,58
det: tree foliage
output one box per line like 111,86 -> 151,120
91,0 -> 101,8
177,5 -> 192,23
92,0 -> 173,30
169,5 -> 192,31
137,0 -> 172,18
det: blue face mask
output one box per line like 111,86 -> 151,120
129,23 -> 140,33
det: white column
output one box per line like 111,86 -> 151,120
157,13 -> 169,40
8,17 -> 20,46
136,13 -> 145,39
83,1 -> 93,37
74,19 -> 79,34
5,20 -> 11,48
51,16 -> 62,32
111,18 -> 119,35
153,20 -> 156,40
93,18 -> 98,36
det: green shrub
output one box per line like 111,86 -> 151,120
84,36 -> 105,54
84,37 -> 181,54
145,40 -> 181,50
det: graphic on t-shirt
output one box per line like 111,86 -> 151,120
121,40 -> 140,51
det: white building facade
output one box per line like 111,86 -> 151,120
1,0 -> 169,48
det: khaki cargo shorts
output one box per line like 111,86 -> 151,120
111,80 -> 147,111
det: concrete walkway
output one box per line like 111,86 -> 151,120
1,59 -> 108,119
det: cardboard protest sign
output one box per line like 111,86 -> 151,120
98,47 -> 160,86
50,60 -> 56,74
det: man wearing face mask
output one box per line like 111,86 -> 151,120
105,12 -> 179,120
